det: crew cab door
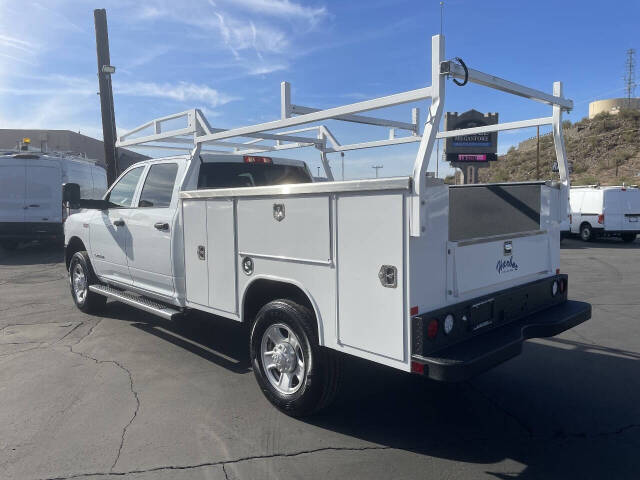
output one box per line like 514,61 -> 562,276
125,162 -> 181,298
90,166 -> 145,285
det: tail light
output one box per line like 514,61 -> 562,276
569,214 -> 572,224
411,361 -> 425,374
559,278 -> 566,293
427,319 -> 439,339
598,214 -> 604,224
244,155 -> 272,164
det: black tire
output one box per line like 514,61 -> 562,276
1,240 -> 19,250
621,233 -> 637,243
580,223 -> 593,242
250,299 -> 342,417
69,251 -> 107,314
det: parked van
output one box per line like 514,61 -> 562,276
570,185 -> 640,242
0,151 -> 107,249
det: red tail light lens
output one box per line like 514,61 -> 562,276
427,319 -> 439,339
559,278 -> 566,293
243,155 -> 272,164
598,214 -> 604,224
411,361 -> 424,374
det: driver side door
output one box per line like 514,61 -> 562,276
90,166 -> 145,285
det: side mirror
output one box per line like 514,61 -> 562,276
63,183 -> 81,209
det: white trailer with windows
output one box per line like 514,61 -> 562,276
0,150 -> 107,249
570,185 -> 640,242
63,34 -> 590,416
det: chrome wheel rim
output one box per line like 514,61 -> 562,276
260,323 -> 306,395
71,263 -> 87,303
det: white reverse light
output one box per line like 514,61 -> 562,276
551,280 -> 558,296
443,314 -> 454,335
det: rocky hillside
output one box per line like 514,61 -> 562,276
476,108 -> 640,185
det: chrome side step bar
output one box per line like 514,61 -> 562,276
89,285 -> 181,320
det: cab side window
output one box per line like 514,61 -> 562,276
105,167 -> 144,208
138,163 -> 179,208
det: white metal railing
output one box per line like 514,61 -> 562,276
116,34 -> 573,234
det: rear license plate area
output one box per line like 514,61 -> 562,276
470,298 -> 494,331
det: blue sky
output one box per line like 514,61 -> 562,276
0,0 -> 638,178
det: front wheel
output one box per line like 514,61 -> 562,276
621,233 -> 637,243
69,251 -> 106,314
250,299 -> 342,417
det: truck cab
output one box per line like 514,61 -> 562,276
64,154 -> 313,301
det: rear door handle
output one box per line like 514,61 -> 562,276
28,204 -> 40,208
154,222 -> 169,231
113,219 -> 125,226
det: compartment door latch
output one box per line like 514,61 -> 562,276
378,265 -> 398,288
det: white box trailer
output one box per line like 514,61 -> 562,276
570,186 -> 640,242
63,34 -> 590,416
0,150 -> 107,249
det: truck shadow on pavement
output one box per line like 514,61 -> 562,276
310,337 -> 640,479
99,303 -> 639,479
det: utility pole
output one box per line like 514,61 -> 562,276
536,125 -> 540,179
372,165 -> 383,178
341,152 -> 345,180
624,48 -> 636,107
440,2 -> 444,36
317,166 -> 321,177
94,8 -> 119,185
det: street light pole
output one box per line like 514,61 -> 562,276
372,165 -> 383,178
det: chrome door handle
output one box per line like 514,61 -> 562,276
154,222 -> 169,231
113,219 -> 125,226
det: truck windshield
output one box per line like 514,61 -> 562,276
197,162 -> 312,189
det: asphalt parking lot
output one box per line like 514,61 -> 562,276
1,237 -> 639,480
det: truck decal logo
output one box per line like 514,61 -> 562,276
273,203 -> 285,222
496,256 -> 519,274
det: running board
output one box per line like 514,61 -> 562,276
88,285 -> 181,320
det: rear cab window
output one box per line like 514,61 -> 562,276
197,162 -> 311,189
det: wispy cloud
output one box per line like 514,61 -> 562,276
222,0 -> 327,23
115,81 -> 238,108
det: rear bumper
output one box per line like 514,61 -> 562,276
411,299 -> 591,381
0,222 -> 63,240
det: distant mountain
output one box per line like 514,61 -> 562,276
476,108 -> 640,185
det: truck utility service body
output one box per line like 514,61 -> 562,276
570,185 -> 640,242
0,150 -> 106,248
64,35 -> 590,415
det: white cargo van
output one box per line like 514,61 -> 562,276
570,186 -> 640,242
0,151 -> 107,249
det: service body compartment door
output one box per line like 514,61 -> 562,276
183,199 -> 209,306
207,199 -> 237,314
336,193 -> 405,361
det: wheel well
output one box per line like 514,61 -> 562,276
65,237 -> 86,269
242,279 -> 317,330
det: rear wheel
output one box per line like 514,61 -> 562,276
621,233 -> 637,243
580,223 -> 593,242
250,299 -> 342,417
69,251 -> 107,314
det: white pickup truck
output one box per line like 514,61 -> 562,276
63,34 -> 590,416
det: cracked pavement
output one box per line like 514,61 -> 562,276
0,238 -> 639,479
